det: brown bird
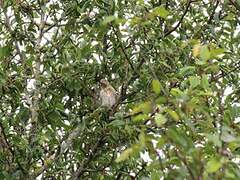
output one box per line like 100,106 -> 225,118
99,79 -> 118,108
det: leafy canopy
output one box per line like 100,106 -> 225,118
0,0 -> 240,179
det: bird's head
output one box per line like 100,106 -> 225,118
100,79 -> 109,88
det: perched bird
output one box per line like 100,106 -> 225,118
99,79 -> 118,108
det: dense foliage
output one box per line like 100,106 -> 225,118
0,0 -> 240,179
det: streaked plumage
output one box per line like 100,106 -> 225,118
100,79 -> 117,108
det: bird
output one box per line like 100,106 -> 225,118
99,79 -> 118,108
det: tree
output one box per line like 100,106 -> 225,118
0,0 -> 240,179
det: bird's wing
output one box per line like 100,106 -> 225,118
106,86 -> 117,96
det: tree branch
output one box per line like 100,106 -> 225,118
175,150 -> 195,180
164,0 -> 192,37
229,0 -> 240,11
112,26 -> 136,73
0,122 -> 27,174
31,110 -> 100,178
2,8 -> 25,63
207,0 -> 220,25
73,136 -> 105,179
135,163 -> 146,178
28,3 -> 47,159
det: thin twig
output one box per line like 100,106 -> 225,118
135,163 -> 146,178
112,26 -> 136,73
229,0 -> 240,11
164,0 -> 192,37
207,0 -> 220,25
175,150 -> 195,180
31,110 -> 101,178
0,122 -> 27,174
73,136 -> 105,179
3,10 -> 25,63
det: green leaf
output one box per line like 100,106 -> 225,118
236,0 -> 240,8
152,79 -> 161,94
139,131 -> 146,146
151,171 -> 162,180
47,111 -> 68,129
189,76 -> 200,89
116,143 -> 142,163
0,70 -> 6,86
206,158 -> 223,173
48,111 -> 61,122
231,105 -> 240,118
221,132 -> 236,143
167,128 -> 192,150
102,16 -> 116,25
156,97 -> 167,104
220,126 -> 236,143
155,114 -> 167,127
133,101 -> 153,114
166,109 -> 179,121
205,133 -> 222,147
228,141 -> 240,151
133,114 -> 149,122
200,45 -> 210,61
130,17 -> 142,25
211,48 -> 225,57
196,59 -> 207,65
115,18 -> 127,25
115,148 -> 133,162
193,44 -> 201,57
179,66 -> 196,76
152,6 -> 170,19
0,45 -> 11,58
108,120 -> 125,127
137,0 -> 144,5
170,88 -> 184,97
79,44 -> 91,58
201,74 -> 209,90
224,13 -> 235,20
